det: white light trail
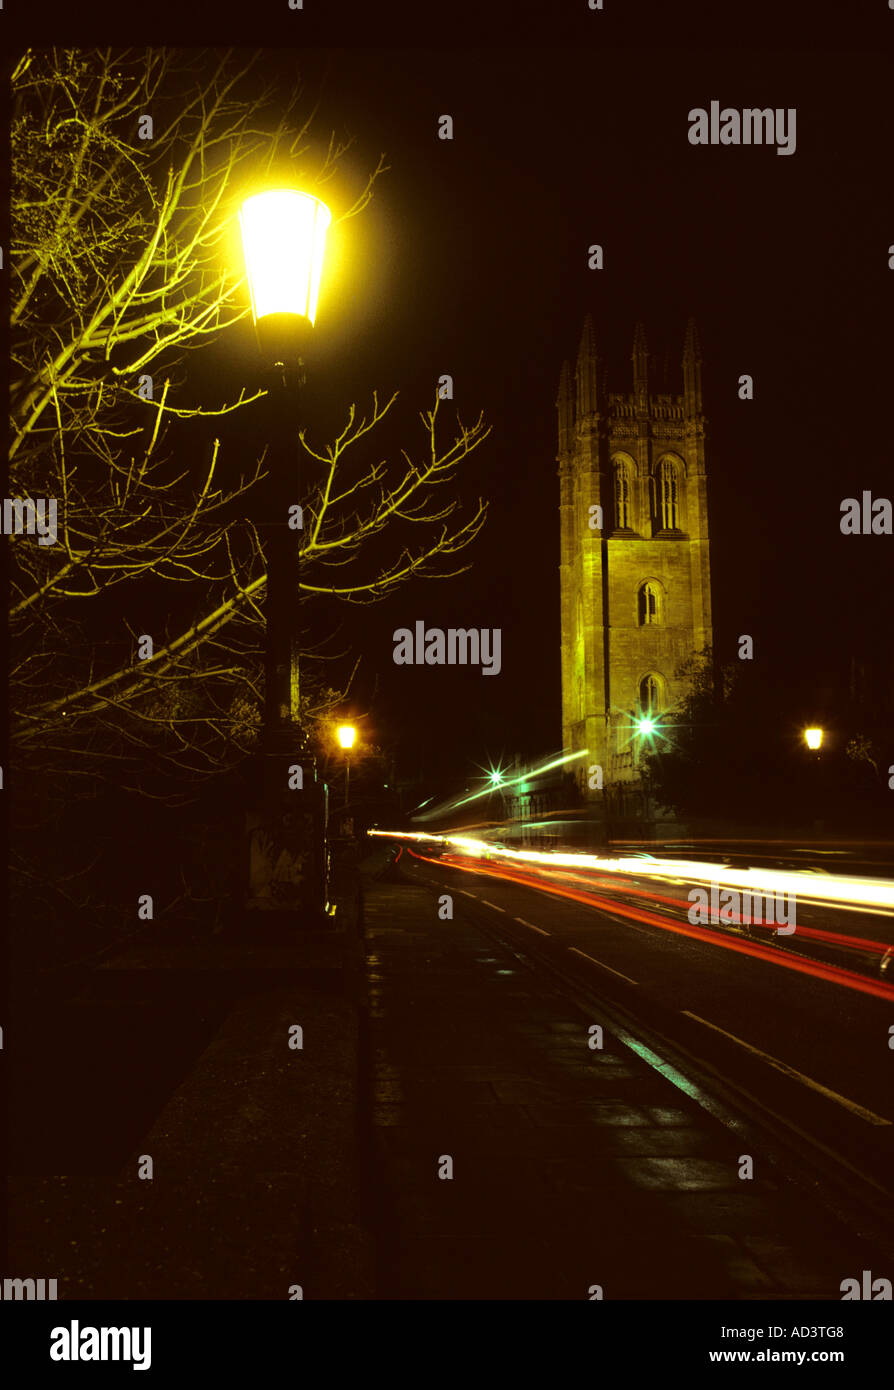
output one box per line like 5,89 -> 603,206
367,830 -> 894,915
410,749 -> 588,821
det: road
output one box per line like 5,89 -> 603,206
395,836 -> 894,1248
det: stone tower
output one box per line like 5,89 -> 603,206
557,316 -> 713,790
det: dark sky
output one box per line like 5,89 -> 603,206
199,44 -> 893,787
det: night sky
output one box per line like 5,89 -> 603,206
174,43 -> 894,788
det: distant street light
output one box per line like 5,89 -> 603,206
804,727 -> 824,751
336,724 -> 357,806
239,187 -> 331,916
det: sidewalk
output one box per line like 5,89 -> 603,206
363,854 -> 874,1300
8,850 -> 374,1300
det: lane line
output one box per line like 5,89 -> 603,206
458,890 -> 477,899
481,900 -> 506,912
568,946 -> 639,986
681,1011 -> 892,1127
515,917 -> 551,936
613,918 -> 655,938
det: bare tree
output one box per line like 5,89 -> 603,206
9,48 -> 490,800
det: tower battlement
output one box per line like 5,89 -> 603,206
606,393 -> 685,421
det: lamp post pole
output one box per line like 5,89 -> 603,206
249,341 -> 321,918
239,189 -> 331,920
263,356 -> 304,752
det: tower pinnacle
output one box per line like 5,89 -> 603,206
575,314 -> 599,420
632,320 -> 649,403
556,359 -> 574,456
683,316 -> 703,414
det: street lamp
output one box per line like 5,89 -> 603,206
336,724 -> 357,807
239,189 -> 331,358
802,726 -> 826,833
239,188 -> 331,916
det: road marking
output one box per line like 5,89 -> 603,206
587,904 -> 656,938
621,920 -> 656,938
458,890 -> 477,899
681,1011 -> 892,1126
568,946 -> 639,986
481,900 -> 506,912
515,917 -> 550,936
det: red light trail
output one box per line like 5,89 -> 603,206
407,848 -> 894,1004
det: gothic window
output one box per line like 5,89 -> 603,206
639,673 -> 663,715
638,581 -> 660,625
656,459 -> 679,531
613,460 -> 632,530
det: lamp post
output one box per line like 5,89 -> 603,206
239,188 -> 331,917
336,724 -> 357,807
802,726 -> 826,834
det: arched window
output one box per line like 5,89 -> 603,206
639,673 -> 663,715
613,459 -> 632,530
638,581 -> 660,625
656,459 -> 679,530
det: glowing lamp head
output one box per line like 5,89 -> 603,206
804,727 -> 824,751
239,189 -> 331,328
488,768 -> 504,787
336,724 -> 356,750
636,717 -> 656,736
